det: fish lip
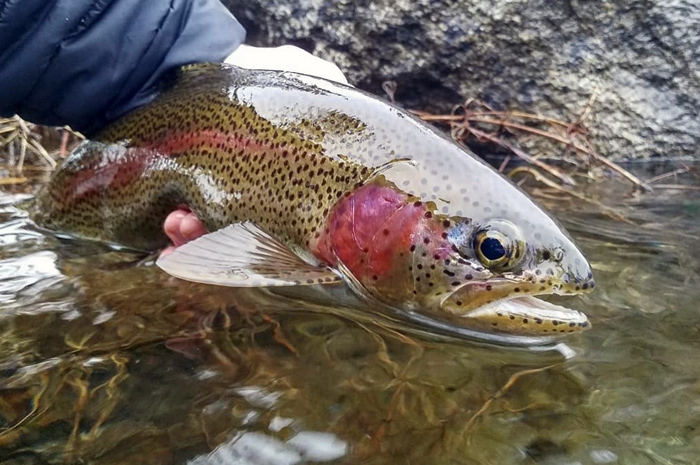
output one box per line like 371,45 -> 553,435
463,295 -> 589,326
439,283 -> 591,333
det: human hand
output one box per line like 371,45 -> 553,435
161,210 -> 208,258
224,44 -> 349,85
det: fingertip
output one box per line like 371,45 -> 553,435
164,211 -> 188,246
164,210 -> 186,235
181,212 -> 208,240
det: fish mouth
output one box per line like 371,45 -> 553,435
460,295 -> 590,335
437,269 -> 595,336
441,291 -> 590,336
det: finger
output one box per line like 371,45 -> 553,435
180,211 -> 208,241
164,210 -> 188,246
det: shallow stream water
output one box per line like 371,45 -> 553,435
0,169 -> 699,464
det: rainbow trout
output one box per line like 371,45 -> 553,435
34,63 -> 595,337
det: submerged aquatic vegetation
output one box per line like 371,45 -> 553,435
1,180 -> 699,463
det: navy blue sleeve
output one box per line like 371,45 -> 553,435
0,0 -> 245,135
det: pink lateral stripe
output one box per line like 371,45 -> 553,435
62,129 -> 283,202
145,130 -> 274,155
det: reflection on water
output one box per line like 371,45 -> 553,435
188,431 -> 347,465
1,176 -> 699,464
0,251 -> 63,306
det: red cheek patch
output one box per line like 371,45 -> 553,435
366,203 -> 425,278
312,182 -> 427,283
346,184 -> 406,254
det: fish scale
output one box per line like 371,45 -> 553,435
33,63 -> 596,338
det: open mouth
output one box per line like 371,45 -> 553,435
457,295 -> 590,335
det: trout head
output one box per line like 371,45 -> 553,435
314,179 -> 595,337
407,212 -> 595,336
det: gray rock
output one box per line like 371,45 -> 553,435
223,0 -> 700,161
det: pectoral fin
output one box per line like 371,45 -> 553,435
156,222 -> 341,287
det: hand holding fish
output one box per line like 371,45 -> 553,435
225,44 -> 349,85
160,45 -> 351,257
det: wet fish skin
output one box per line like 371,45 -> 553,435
34,63 -> 595,336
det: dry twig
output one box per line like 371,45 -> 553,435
463,364 -> 558,432
1,117 -> 82,173
412,96 -> 651,190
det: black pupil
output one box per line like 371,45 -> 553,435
481,237 -> 506,261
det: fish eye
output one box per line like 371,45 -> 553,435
474,231 -> 509,267
478,235 -> 506,260
472,221 -> 525,271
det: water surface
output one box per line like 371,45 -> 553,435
1,172 -> 699,465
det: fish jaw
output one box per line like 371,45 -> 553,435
437,270 -> 595,336
447,294 -> 590,335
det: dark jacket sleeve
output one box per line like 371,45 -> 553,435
0,0 -> 245,135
